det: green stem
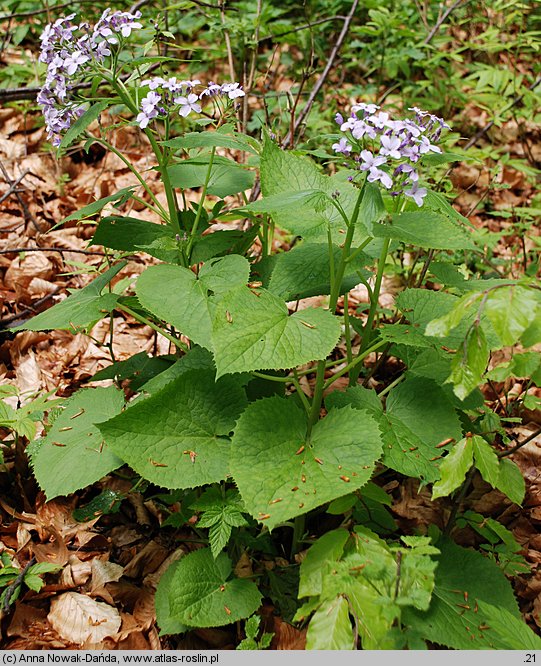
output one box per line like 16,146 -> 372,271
377,373 -> 405,398
306,181 -> 367,437
117,303 -> 188,352
323,340 -> 387,391
343,293 -> 353,367
185,147 -> 216,262
130,194 -> 169,220
344,235 -> 373,264
90,136 -> 169,219
292,370 -> 311,415
145,130 -> 182,238
105,75 -> 181,239
290,514 -> 306,559
349,236 -> 391,386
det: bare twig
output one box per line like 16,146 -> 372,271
0,289 -> 60,327
257,16 -> 347,44
464,76 -> 541,149
0,247 -> 107,256
2,557 -> 36,613
0,0 -> 98,21
424,0 -> 470,44
0,159 -> 43,233
498,427 -> 541,459
220,0 -> 237,82
282,0 -> 360,148
0,170 -> 29,205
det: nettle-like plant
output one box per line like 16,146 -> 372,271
13,10 -> 541,649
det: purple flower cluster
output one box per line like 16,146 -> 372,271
332,103 -> 450,206
37,10 -> 143,146
136,77 -> 246,128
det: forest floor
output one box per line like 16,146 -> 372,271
0,46 -> 540,649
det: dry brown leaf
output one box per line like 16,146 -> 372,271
48,592 -> 122,645
7,602 -> 47,638
270,616 -> 307,650
234,551 -> 253,578
90,559 -> 124,594
13,351 -> 43,401
123,540 -> 169,579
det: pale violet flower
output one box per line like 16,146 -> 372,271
331,101 -> 449,206
63,50 -> 89,75
417,135 -> 442,154
367,167 -> 393,189
176,93 -> 201,117
350,119 -> 377,140
352,102 -> 379,115
404,181 -> 427,206
332,138 -> 352,155
200,82 -> 222,97
221,82 -> 245,99
368,111 -> 392,129
359,150 -> 386,171
379,134 -> 402,159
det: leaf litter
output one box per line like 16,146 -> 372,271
0,22 -> 540,650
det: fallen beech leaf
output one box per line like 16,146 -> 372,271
270,616 -> 306,650
48,592 -> 121,645
90,559 -> 124,594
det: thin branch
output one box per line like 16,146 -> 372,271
282,0 -> 360,148
498,427 -> 541,459
257,16 -> 347,44
0,159 -> 43,232
2,557 -> 36,613
464,76 -> 541,149
1,289 -> 60,327
0,170 -> 29,205
424,0 -> 470,44
0,0 -> 100,20
0,247 -> 107,256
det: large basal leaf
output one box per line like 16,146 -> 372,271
155,560 -> 188,636
30,387 -> 125,499
327,377 -> 463,483
431,437 -> 474,500
484,285 -> 539,346
191,228 -> 258,264
230,397 -> 382,530
140,346 -> 215,396
373,211 -> 476,250
396,288 -> 474,349
93,216 -> 178,262
212,287 -> 341,377
13,262 -> 125,332
403,538 -> 522,649
99,370 -> 247,489
168,549 -> 262,627
267,242 -> 370,301
136,256 -> 250,349
259,135 -> 379,243
475,602 -> 541,650
298,528 -> 349,598
306,596 -> 354,650
168,156 -> 255,197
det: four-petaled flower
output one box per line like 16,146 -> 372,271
332,138 -> 352,155
175,93 -> 202,117
404,181 -> 427,206
332,100 -> 449,207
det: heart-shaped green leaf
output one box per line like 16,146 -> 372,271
230,397 -> 382,530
